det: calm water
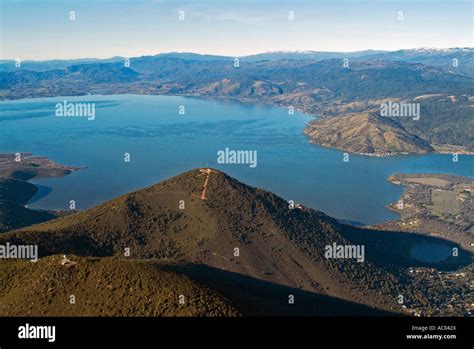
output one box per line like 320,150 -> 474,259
1,94 -> 473,225
410,242 -> 453,263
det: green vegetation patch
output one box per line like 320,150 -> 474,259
429,190 -> 461,216
0,255 -> 239,317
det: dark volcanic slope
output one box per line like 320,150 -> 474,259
0,177 -> 56,233
0,155 -> 81,233
0,177 -> 38,205
0,255 -> 239,316
0,201 -> 55,234
1,169 -> 405,313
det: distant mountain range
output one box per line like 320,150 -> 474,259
241,49 -> 383,61
1,169 -> 470,316
242,48 -> 474,72
2,47 -> 472,70
1,48 -> 473,155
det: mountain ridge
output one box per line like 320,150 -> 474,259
1,47 -> 472,66
2,50 -> 473,154
2,169 -> 470,316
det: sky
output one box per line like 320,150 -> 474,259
0,0 -> 472,60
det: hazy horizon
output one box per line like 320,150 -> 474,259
1,0 -> 472,60
1,47 -> 473,62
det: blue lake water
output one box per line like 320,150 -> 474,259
1,94 -> 473,225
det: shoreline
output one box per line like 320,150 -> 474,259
371,174 -> 474,252
3,92 -> 473,157
0,153 -> 83,232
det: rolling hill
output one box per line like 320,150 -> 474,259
304,112 -> 434,155
304,94 -> 474,155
